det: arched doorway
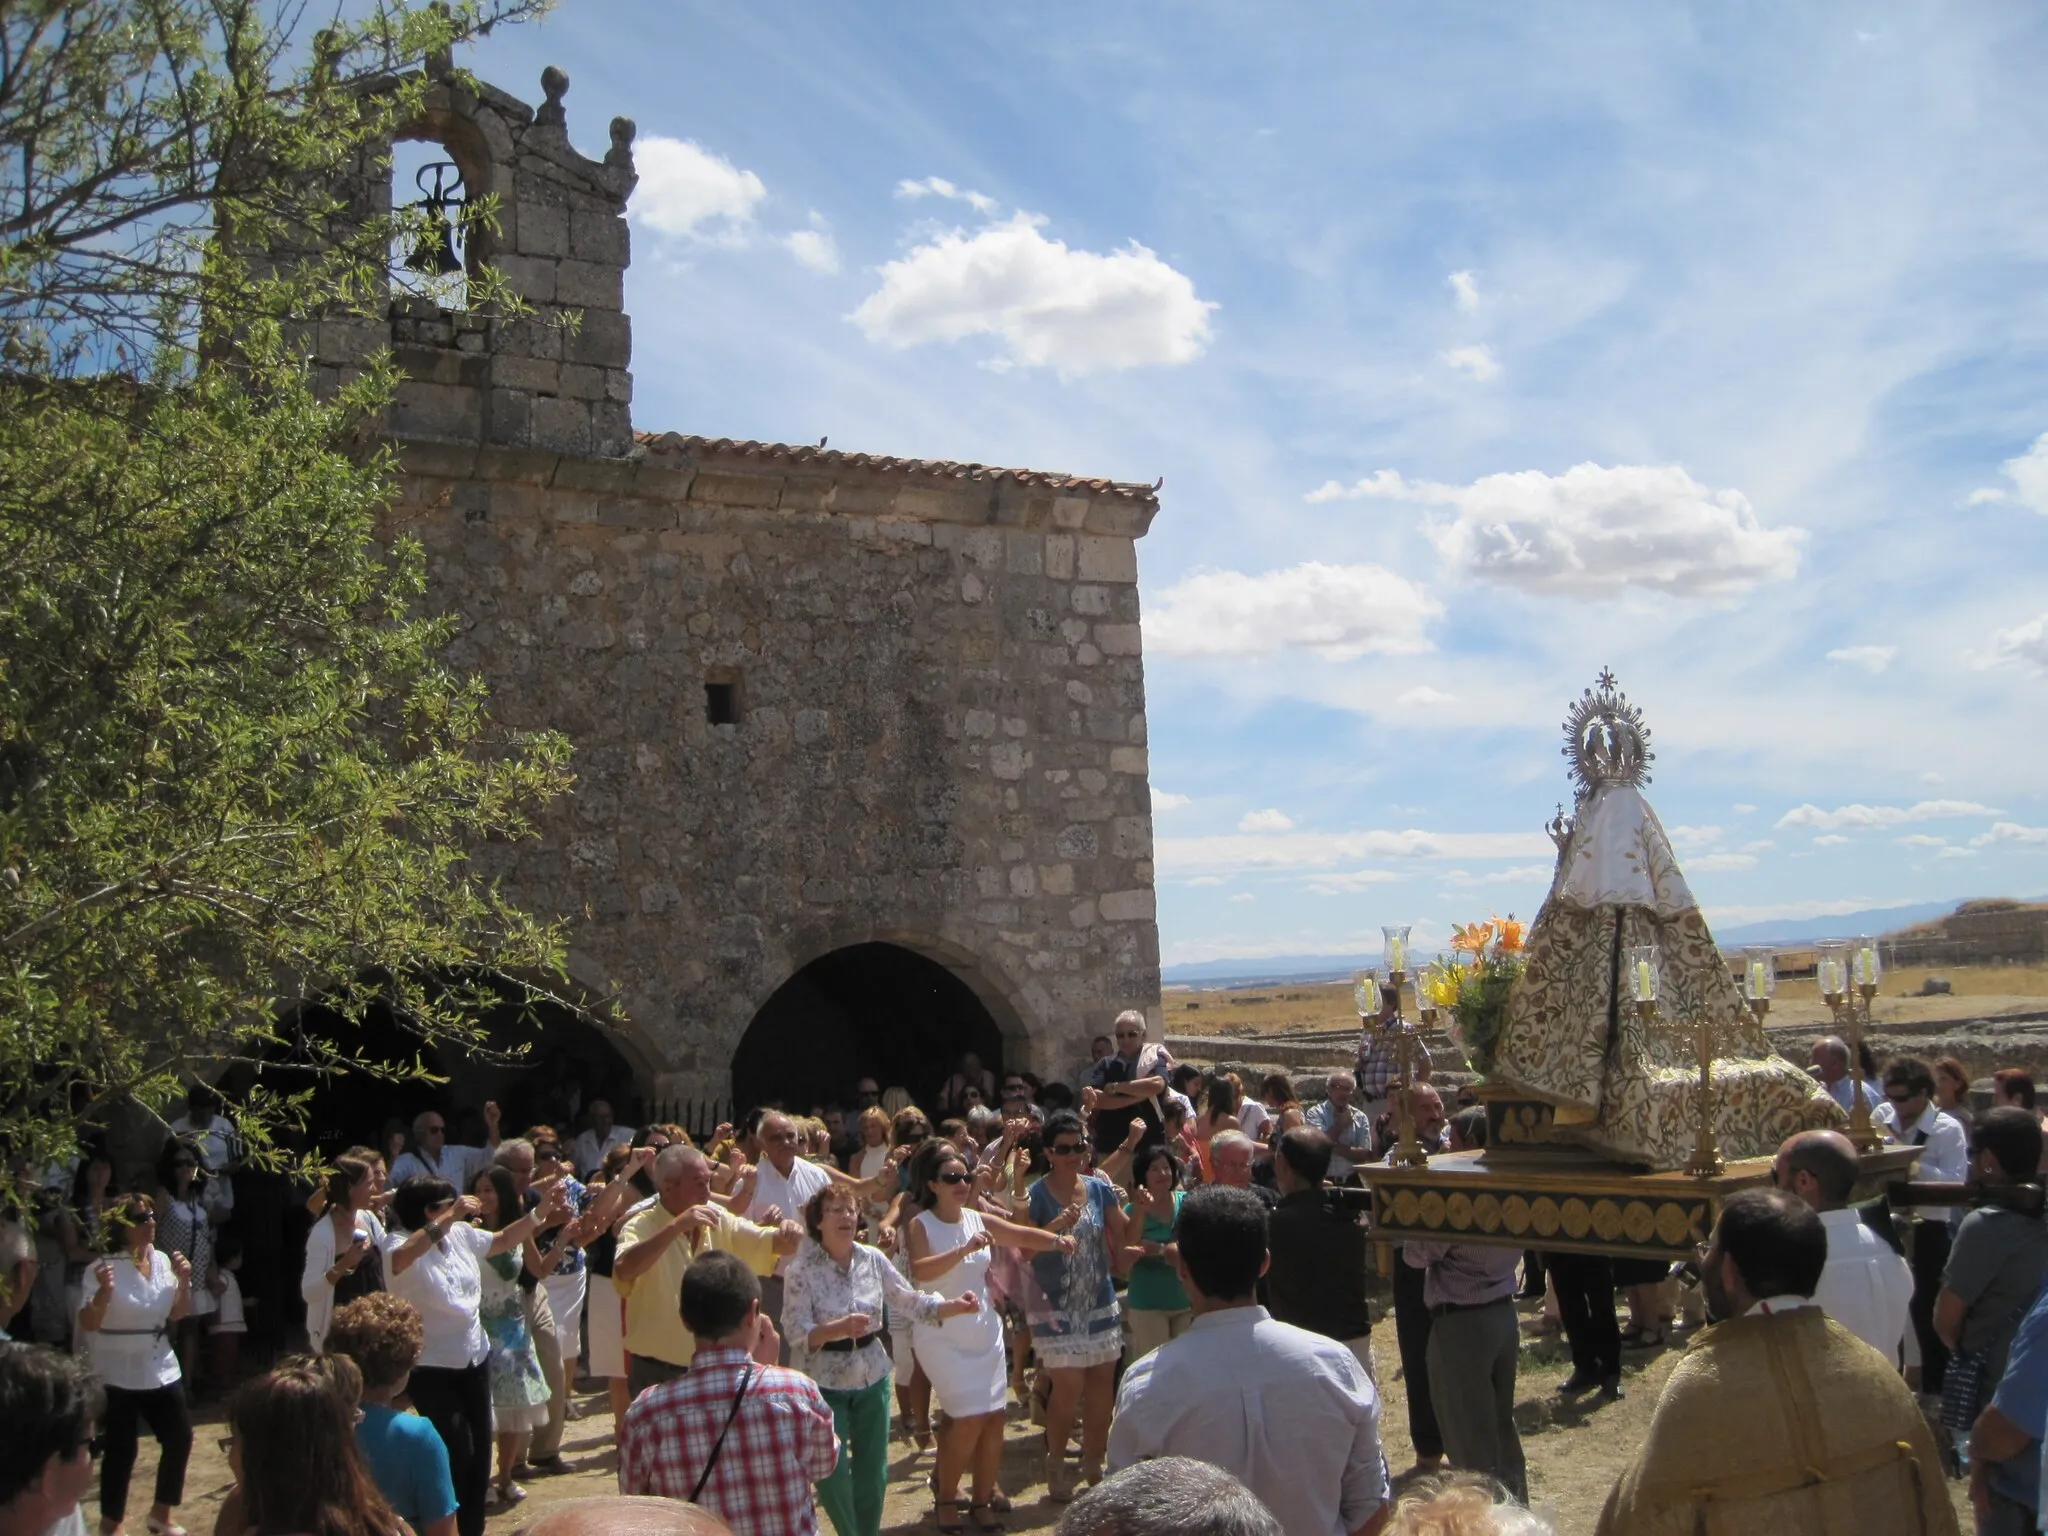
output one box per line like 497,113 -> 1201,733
231,990 -> 645,1157
733,942 -> 1010,1114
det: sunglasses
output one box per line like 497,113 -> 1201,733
935,1171 -> 974,1185
535,1148 -> 562,1162
1049,1142 -> 1086,1156
1885,1091 -> 1917,1105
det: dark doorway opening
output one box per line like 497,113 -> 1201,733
226,990 -> 643,1159
734,942 -> 1007,1114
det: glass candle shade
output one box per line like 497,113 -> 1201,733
1353,970 -> 1380,1018
1815,941 -> 1850,1000
1852,938 -> 1882,990
1629,945 -> 1660,1004
1382,925 -> 1412,976
1743,947 -> 1777,1003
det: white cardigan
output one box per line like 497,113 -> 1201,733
301,1208 -> 384,1352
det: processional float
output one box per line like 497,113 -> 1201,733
1358,670 -> 1914,1262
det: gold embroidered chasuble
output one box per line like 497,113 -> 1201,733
1596,1308 -> 1958,1536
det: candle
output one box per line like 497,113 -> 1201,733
1635,960 -> 1654,1001
1818,958 -> 1841,996
1354,972 -> 1379,1017
1747,959 -> 1767,999
1853,945 -> 1880,988
1387,938 -> 1406,972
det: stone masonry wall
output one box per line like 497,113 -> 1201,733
395,435 -> 1165,1101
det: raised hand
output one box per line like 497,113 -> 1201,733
483,1101 -> 502,1132
628,1146 -> 658,1176
1122,1118 -> 1147,1150
454,1195 -> 484,1220
712,1122 -> 734,1146
93,1260 -> 115,1300
169,1251 -> 192,1286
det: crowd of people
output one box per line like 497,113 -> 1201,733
6,1009 -> 2048,1536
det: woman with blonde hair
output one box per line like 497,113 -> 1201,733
1382,1473 -> 1552,1535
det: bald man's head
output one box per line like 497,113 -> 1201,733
514,1497 -> 734,1536
1775,1128 -> 1859,1210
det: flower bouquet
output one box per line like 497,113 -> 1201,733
1422,916 -> 1526,1075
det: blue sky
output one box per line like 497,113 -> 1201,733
460,3 -> 2048,965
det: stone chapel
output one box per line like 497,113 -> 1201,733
311,60 -> 1166,1116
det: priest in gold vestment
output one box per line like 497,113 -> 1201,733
1598,1188 -> 1958,1536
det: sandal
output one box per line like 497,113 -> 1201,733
982,1492 -> 1013,1514
935,1499 -> 968,1533
969,1502 -> 1005,1529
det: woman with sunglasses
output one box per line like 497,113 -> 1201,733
78,1193 -> 195,1536
1024,1108 -> 1128,1501
150,1139 -> 217,1390
384,1172 -> 568,1536
786,1183 -> 980,1536
906,1138 -> 1072,1531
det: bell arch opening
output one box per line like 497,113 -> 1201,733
733,942 -> 1015,1115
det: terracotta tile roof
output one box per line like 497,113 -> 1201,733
636,431 -> 1159,504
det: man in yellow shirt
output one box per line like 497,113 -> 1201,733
614,1145 -> 801,1398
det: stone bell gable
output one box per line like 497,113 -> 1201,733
314,60 -> 638,458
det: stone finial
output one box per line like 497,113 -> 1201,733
537,65 -> 569,127
606,116 -> 638,171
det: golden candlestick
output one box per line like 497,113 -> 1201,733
1642,996 -> 1725,1179
1387,968 -> 1431,1168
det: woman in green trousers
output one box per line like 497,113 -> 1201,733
785,1183 -> 980,1536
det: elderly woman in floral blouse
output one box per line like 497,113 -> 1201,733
784,1183 -> 980,1536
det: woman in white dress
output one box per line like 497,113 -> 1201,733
78,1193 -> 195,1536
906,1139 -> 1072,1530
301,1152 -> 387,1352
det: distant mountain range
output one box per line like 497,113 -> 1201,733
1160,897 -> 2035,989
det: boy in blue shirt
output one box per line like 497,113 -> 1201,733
326,1293 -> 460,1536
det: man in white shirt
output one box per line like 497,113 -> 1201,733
388,1103 -> 501,1192
166,1083 -> 239,1175
1872,1056 -> 1969,1394
1809,1036 -> 1883,1115
569,1100 -> 635,1180
744,1111 -> 892,1361
1774,1129 -> 1913,1367
1304,1071 -> 1375,1184
1108,1185 -> 1390,1536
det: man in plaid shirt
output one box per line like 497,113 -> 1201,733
1356,985 -> 1432,1132
619,1251 -> 840,1536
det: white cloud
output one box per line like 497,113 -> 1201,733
1970,823 -> 2048,847
1397,685 -> 1458,707
631,136 -> 766,239
1813,835 -> 1852,846
1157,828 -> 1554,878
1447,270 -> 1481,314
1921,773 -> 1946,786
1826,644 -> 1896,674
1302,870 -> 1404,894
1441,864 -> 1554,886
1742,839 -> 1776,853
1238,808 -> 1295,834
1314,463 -> 1802,599
1146,562 -> 1441,661
1897,834 -> 1947,848
1972,432 -> 2048,515
1230,892 -> 1257,902
895,176 -> 996,215
1732,804 -> 1758,815
1152,790 -> 1193,812
850,213 -> 1215,376
1442,344 -> 1501,381
1776,799 -> 2002,830
782,226 -> 839,274
1668,824 -> 1724,850
1938,846 -> 1979,859
1689,852 -> 1760,871
1184,875 -> 1229,887
1987,614 -> 2048,677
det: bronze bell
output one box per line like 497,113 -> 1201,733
404,161 -> 466,275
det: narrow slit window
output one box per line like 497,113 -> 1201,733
705,681 -> 739,726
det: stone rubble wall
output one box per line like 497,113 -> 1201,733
396,440 -> 1165,1098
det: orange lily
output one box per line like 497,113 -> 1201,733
1493,914 -> 1525,953
1451,920 -> 1494,954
